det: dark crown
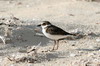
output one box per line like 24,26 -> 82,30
42,21 -> 51,25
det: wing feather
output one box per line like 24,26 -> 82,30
46,25 -> 72,35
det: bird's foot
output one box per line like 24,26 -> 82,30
49,49 -> 55,52
41,49 -> 55,52
41,50 -> 49,52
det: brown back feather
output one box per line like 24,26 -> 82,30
46,25 -> 73,35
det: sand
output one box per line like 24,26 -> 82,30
0,0 -> 100,66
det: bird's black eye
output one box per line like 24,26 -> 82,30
42,23 -> 46,26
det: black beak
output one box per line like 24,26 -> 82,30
37,24 -> 41,27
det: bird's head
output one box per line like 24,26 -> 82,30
37,21 -> 51,28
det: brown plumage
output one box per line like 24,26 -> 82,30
46,25 -> 73,35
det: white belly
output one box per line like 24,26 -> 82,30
42,29 -> 67,40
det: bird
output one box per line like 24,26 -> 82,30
37,21 -> 76,51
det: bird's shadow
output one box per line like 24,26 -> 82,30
10,25 -> 50,47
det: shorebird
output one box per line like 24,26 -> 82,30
37,21 -> 76,51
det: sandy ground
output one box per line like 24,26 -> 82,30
0,0 -> 100,66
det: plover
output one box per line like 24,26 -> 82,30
37,21 -> 76,51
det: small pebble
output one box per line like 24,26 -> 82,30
17,2 -> 22,5
70,53 -> 76,57
72,44 -> 75,46
96,38 -> 100,42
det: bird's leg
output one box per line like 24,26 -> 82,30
51,40 -> 56,51
43,40 -> 57,52
55,40 -> 59,50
